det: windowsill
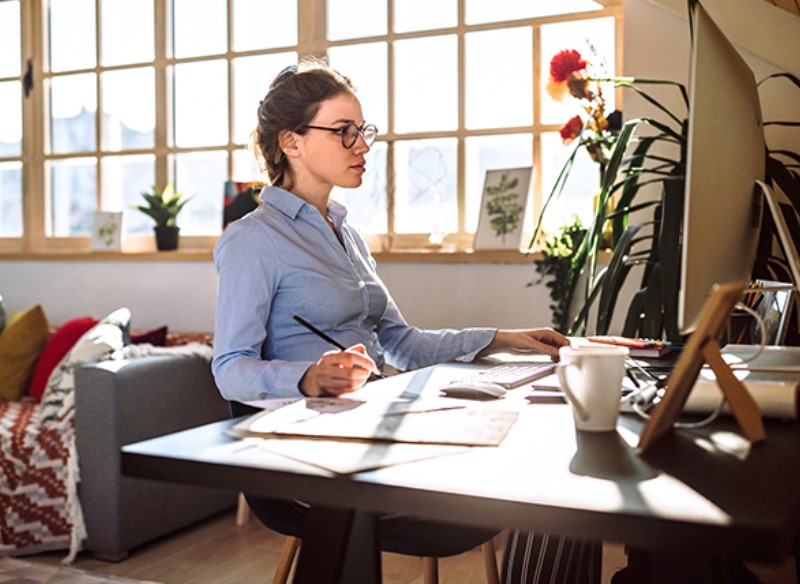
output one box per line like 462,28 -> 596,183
0,248 -> 540,264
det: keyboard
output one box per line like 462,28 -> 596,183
466,363 -> 558,389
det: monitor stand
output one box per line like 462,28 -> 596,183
638,281 -> 766,452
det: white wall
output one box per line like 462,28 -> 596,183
0,260 -> 553,332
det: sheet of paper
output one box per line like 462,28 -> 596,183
254,438 -> 471,474
231,398 -> 518,447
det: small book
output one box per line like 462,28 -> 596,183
586,336 -> 676,358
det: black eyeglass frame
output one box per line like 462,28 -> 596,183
301,123 -> 378,149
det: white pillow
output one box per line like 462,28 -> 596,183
38,307 -> 131,427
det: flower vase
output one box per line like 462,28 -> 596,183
154,226 -> 180,251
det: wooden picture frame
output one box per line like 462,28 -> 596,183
473,167 -> 533,251
638,281 -> 766,452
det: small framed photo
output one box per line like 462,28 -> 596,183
91,211 -> 123,252
473,167 -> 533,250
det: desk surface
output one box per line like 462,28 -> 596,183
122,363 -> 800,563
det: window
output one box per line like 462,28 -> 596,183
1,0 -> 620,254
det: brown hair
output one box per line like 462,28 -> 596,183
250,58 -> 356,190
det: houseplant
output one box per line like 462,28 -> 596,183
532,15 -> 800,342
133,183 -> 192,251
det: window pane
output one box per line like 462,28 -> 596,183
173,0 -> 227,58
395,36 -> 457,133
465,27 -> 532,130
50,157 -> 97,236
50,73 -> 97,154
332,141 -> 387,234
465,134 -> 532,232
328,0 -> 386,41
394,138 -> 457,234
541,17 -> 615,125
101,154 -> 155,234
233,147 -> 262,182
394,0 -> 455,33
466,0 -> 602,24
0,81 -> 22,157
233,0 -> 297,52
0,1 -> 21,78
102,68 -> 155,151
233,52 -> 296,145
0,162 -> 22,237
49,0 -> 96,72
174,150 -> 227,235
328,43 -> 387,134
540,131 -> 600,233
101,0 -> 154,66
174,60 -> 228,147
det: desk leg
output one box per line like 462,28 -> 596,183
293,506 -> 381,584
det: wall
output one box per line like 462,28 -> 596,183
0,259 -> 553,332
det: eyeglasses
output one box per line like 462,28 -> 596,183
302,123 -> 378,149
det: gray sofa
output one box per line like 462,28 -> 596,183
74,353 -> 236,561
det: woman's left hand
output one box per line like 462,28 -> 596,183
479,328 -> 570,360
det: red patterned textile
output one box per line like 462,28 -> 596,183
0,402 -> 72,556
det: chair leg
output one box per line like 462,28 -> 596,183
423,557 -> 439,584
235,492 -> 250,526
272,536 -> 301,584
482,537 -> 500,584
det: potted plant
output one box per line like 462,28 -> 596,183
531,10 -> 800,343
133,183 -> 191,251
531,217 -> 586,330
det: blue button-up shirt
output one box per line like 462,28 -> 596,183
212,187 -> 496,401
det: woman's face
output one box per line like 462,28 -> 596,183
291,92 -> 371,193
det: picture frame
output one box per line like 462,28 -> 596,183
473,167 -> 533,251
90,211 -> 123,252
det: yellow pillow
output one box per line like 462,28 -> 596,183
0,304 -> 50,401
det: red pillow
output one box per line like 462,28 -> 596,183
27,316 -> 99,402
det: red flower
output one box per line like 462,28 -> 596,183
559,115 -> 583,144
549,50 -> 588,83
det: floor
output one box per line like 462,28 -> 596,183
26,509 -> 798,583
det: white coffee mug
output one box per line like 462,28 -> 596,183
557,345 -> 629,432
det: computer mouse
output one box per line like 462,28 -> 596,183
440,379 -> 507,400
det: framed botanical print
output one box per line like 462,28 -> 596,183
473,167 -> 533,250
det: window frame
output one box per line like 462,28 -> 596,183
2,0 -> 622,256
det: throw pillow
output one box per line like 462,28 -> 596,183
130,325 -> 169,346
27,316 -> 100,402
38,307 -> 131,426
0,304 -> 50,402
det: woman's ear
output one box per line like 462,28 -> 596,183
278,129 -> 301,159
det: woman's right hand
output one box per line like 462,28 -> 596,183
299,344 -> 380,397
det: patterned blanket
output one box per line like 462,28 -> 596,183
0,401 -> 73,557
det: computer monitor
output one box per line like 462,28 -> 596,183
678,3 -> 766,334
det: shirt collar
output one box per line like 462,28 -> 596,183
260,186 -> 349,226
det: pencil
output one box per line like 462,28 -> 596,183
292,314 -> 387,380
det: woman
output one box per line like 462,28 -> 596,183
211,58 -> 600,575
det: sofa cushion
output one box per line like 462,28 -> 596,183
0,304 -> 50,402
28,316 -> 100,402
38,307 -> 131,426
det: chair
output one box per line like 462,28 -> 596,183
236,495 -> 500,584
